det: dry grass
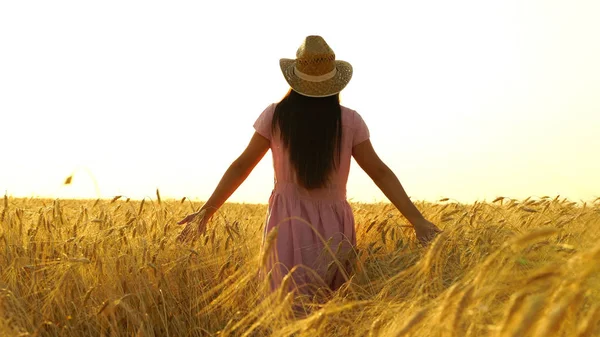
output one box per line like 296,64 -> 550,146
0,195 -> 599,336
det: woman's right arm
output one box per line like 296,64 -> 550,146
352,139 -> 441,243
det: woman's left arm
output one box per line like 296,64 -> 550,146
177,132 -> 270,242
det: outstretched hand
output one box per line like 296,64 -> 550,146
412,218 -> 442,245
177,209 -> 209,243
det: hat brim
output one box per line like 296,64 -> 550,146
279,59 -> 353,98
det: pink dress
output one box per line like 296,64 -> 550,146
253,103 -> 370,295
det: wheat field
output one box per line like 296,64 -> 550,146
0,194 -> 599,337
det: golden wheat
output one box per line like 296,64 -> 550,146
0,196 -> 598,336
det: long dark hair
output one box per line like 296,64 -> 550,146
271,89 -> 342,189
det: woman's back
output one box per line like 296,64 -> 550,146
254,102 -> 370,201
253,100 -> 370,295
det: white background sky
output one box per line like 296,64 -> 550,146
1,0 -> 599,203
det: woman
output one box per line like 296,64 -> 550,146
177,35 -> 441,296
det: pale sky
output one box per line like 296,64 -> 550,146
1,0 -> 599,204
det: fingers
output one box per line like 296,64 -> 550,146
177,222 -> 205,243
178,213 -> 197,225
177,210 -> 209,243
428,222 -> 442,233
177,225 -> 190,241
183,214 -> 197,224
178,209 -> 207,226
419,237 -> 432,246
177,221 -> 197,242
418,228 -> 441,245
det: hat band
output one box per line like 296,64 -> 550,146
293,66 -> 337,82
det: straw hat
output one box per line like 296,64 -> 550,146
280,35 -> 353,98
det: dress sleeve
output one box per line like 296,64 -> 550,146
352,110 -> 370,147
253,103 -> 276,140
